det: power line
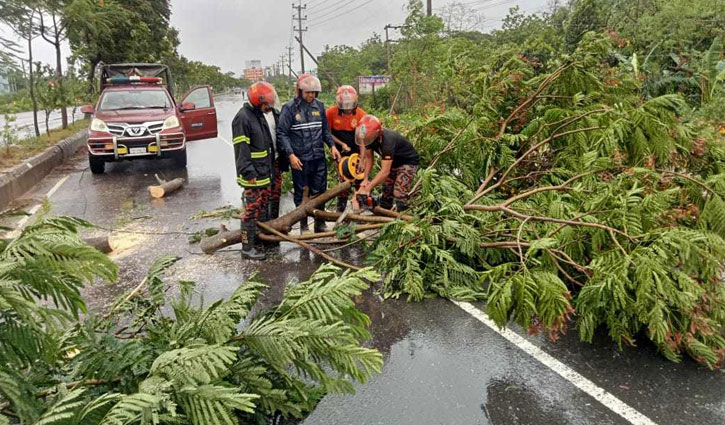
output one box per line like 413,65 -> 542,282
306,0 -> 328,7
307,0 -> 340,13
308,0 -> 357,24
309,0 -> 376,27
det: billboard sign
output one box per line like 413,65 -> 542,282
357,75 -> 391,94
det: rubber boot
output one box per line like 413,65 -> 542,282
314,217 -> 329,233
336,198 -> 347,213
268,199 -> 280,220
241,220 -> 266,260
379,198 -> 394,210
299,216 -> 309,235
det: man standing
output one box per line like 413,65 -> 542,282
232,81 -> 279,260
354,114 -> 420,211
326,85 -> 367,212
277,74 -> 341,233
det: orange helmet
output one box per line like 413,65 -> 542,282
336,85 -> 358,110
355,115 -> 382,147
248,81 -> 277,109
297,73 -> 322,93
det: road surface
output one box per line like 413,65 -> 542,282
5,94 -> 725,425
0,107 -> 85,140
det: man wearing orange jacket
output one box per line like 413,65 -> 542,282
326,85 -> 367,212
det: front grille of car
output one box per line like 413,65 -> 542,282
105,121 -> 164,138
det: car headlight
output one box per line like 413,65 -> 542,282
162,115 -> 180,130
90,118 -> 108,132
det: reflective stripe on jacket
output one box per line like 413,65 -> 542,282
232,103 -> 278,188
276,97 -> 334,162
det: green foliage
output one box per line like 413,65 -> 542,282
358,7 -> 725,367
0,218 -> 382,424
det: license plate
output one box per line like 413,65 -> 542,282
129,147 -> 146,155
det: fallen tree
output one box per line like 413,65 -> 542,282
366,34 -> 725,368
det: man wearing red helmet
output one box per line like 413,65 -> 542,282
354,114 -> 420,211
232,81 -> 279,260
277,73 -> 341,233
326,85 -> 367,212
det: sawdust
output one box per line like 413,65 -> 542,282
108,231 -> 151,260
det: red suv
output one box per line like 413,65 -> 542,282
82,64 -> 218,174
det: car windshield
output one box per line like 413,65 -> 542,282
99,90 -> 172,111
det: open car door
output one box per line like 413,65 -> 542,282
179,85 -> 218,141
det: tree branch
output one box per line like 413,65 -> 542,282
257,222 -> 361,270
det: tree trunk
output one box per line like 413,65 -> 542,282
87,58 -> 99,94
52,15 -> 67,129
148,176 -> 185,198
27,13 -> 40,138
201,182 -> 353,253
83,236 -> 112,253
265,182 -> 353,233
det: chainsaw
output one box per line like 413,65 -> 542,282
355,194 -> 378,212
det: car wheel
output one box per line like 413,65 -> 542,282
171,149 -> 187,168
89,154 -> 105,174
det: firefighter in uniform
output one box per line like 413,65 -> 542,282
354,114 -> 420,211
277,73 -> 341,233
326,85 -> 367,212
232,81 -> 279,260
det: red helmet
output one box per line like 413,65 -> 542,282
297,73 -> 322,93
355,115 -> 382,147
336,85 -> 358,110
248,81 -> 277,109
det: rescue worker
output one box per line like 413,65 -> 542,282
326,85 -> 367,212
354,114 -> 420,211
232,81 -> 279,260
277,73 -> 341,233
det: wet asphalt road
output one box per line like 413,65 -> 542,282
0,107 -> 85,140
8,94 -> 725,425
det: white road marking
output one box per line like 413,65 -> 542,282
218,135 -> 233,147
452,301 -> 658,425
6,175 -> 71,238
45,174 -> 70,198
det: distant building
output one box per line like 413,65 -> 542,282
245,60 -> 262,69
244,67 -> 264,82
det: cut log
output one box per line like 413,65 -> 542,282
148,174 -> 184,198
265,182 -> 353,233
84,235 -> 113,253
199,182 -> 411,254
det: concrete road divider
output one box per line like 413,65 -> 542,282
0,130 -> 87,210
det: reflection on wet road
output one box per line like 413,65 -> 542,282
12,94 -> 725,425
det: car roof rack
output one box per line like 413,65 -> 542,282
99,63 -> 174,97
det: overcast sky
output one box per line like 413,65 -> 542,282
2,0 -> 549,76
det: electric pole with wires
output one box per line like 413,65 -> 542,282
293,1 -> 307,74
427,0 -> 432,16
384,24 -> 406,74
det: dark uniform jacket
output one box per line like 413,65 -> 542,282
277,97 -> 334,162
232,103 -> 279,188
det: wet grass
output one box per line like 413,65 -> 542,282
0,120 -> 88,169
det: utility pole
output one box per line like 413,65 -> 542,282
384,24 -> 405,74
287,45 -> 295,98
385,24 -> 391,73
293,1 -> 307,74
427,0 -> 432,16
